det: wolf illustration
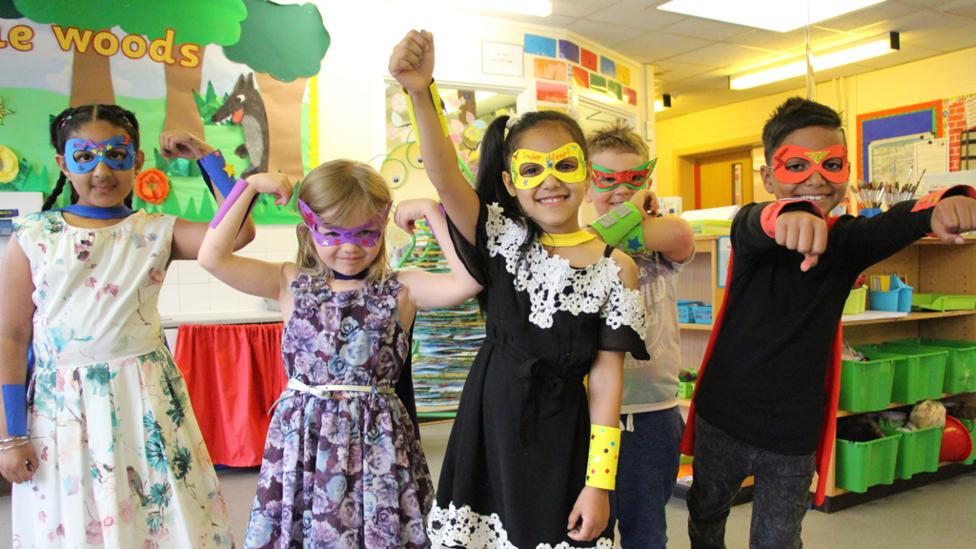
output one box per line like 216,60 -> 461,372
213,73 -> 269,178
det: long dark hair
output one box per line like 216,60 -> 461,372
475,110 -> 588,253
43,104 -> 141,210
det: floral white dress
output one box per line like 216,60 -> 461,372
12,211 -> 234,548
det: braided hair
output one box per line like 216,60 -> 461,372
44,104 -> 141,210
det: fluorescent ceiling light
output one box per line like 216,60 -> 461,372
729,32 -> 899,90
658,0 -> 887,32
425,0 -> 552,17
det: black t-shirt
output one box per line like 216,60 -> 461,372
694,200 -> 934,455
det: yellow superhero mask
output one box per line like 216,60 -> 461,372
510,142 -> 588,190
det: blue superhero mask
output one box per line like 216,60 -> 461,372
64,135 -> 137,174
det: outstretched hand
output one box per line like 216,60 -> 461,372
245,173 -> 293,206
775,211 -> 828,272
389,30 -> 435,94
159,130 -> 215,160
930,195 -> 976,244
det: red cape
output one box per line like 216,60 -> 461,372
679,222 -> 842,507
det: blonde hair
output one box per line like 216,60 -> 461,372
295,159 -> 393,283
587,121 -> 649,161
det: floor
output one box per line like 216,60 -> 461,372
3,420 -> 975,548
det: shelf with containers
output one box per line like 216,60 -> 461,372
675,235 -> 976,511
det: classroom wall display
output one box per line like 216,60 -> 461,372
857,94 -> 976,185
0,0 -> 330,225
523,32 -> 638,114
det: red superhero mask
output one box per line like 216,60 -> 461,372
772,144 -> 850,184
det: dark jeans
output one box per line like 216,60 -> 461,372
609,406 -> 684,549
687,414 -> 815,549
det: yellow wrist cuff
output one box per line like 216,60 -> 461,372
404,80 -> 450,139
586,424 -> 621,490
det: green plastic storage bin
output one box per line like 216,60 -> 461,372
880,342 -> 949,404
855,345 -> 946,403
677,380 -> 696,399
839,358 -> 894,412
961,418 -> 976,466
880,425 -> 942,480
843,287 -> 867,315
897,338 -> 976,394
911,293 -> 976,312
836,433 -> 900,493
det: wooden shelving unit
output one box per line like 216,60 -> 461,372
676,235 -> 976,510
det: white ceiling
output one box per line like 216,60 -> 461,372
500,0 -> 976,120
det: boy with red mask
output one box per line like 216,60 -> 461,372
681,97 -> 976,548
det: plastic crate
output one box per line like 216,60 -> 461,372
880,342 -> 949,404
881,425 -> 942,480
835,433 -> 900,493
691,305 -> 712,324
839,358 -> 894,412
911,293 -> 976,312
900,338 -> 976,394
843,287 -> 867,315
855,345 -> 946,403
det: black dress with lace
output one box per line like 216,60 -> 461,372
426,203 -> 648,549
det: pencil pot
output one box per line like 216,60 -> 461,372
677,380 -> 696,399
868,276 -> 913,313
859,207 -> 882,218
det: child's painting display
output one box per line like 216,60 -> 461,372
0,0 -> 329,224
382,81 -> 516,189
393,221 -> 485,414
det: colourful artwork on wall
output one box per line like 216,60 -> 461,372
536,81 -> 569,105
617,65 -> 631,86
0,0 -> 330,225
558,39 -> 579,64
533,58 -> 567,81
524,33 -> 557,58
581,48 -> 598,71
573,66 -> 590,88
599,56 -> 616,79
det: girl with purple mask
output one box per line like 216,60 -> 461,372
197,160 -> 481,548
0,104 -> 254,547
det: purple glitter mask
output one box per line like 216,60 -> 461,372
298,199 -> 389,248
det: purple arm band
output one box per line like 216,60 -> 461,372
210,179 -> 249,229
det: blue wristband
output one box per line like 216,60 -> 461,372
198,150 -> 238,198
2,384 -> 27,437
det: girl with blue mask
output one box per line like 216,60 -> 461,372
0,104 -> 261,546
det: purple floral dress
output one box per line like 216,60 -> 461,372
245,273 -> 433,549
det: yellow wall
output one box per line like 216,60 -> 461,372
655,46 -> 976,199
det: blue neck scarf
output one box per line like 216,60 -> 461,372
59,204 -> 135,219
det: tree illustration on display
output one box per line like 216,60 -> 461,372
12,0 -> 247,135
222,0 -> 330,183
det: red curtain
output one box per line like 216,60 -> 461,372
174,323 -> 287,467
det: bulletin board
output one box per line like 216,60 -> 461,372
856,100 -> 942,182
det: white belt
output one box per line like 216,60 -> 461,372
287,378 -> 395,396
270,378 -> 396,414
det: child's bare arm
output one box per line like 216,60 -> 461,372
395,198 -> 483,308
0,239 -> 39,483
389,30 -> 480,244
160,131 -> 257,259
197,173 -> 294,301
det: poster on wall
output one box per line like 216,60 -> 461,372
0,0 -> 330,224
